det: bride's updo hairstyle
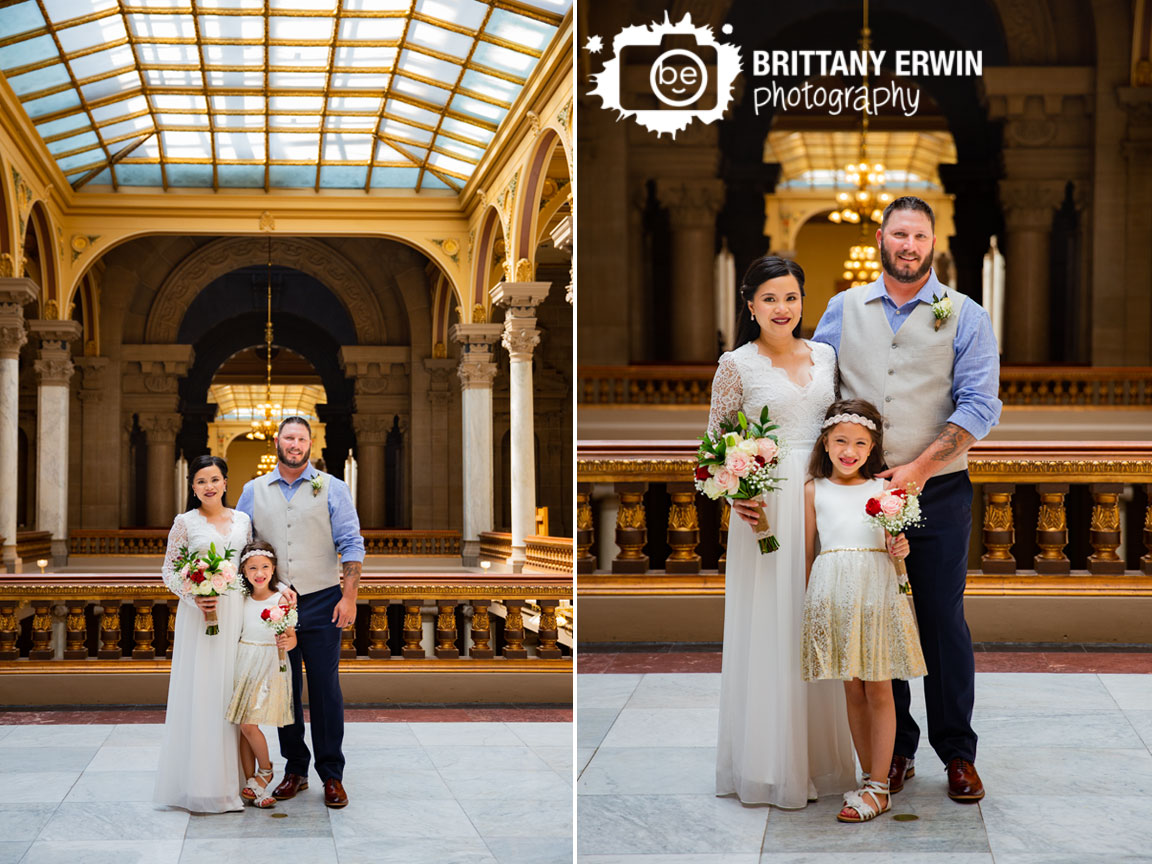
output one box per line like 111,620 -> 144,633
186,454 -> 229,512
733,255 -> 806,348
808,399 -> 886,480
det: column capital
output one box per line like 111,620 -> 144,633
351,413 -> 392,445
30,320 -> 80,387
75,356 -> 110,390
655,178 -> 725,229
489,281 -> 551,312
0,278 -> 39,308
501,318 -> 541,362
999,179 -> 1066,230
450,323 -> 501,391
140,413 -> 182,443
29,319 -> 81,346
449,322 -> 504,349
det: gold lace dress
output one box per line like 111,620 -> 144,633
225,591 -> 294,726
802,478 -> 927,682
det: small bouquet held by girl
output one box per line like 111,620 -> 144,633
864,485 -> 925,595
696,405 -> 785,553
173,542 -> 239,634
262,602 -> 298,672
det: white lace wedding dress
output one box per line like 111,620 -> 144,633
153,507 -> 251,812
710,340 -> 857,806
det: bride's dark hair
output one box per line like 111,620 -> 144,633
733,255 -> 806,348
186,454 -> 229,512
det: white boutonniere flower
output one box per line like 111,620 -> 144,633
931,292 -> 953,332
310,475 -> 323,497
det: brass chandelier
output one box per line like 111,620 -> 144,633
246,238 -> 280,447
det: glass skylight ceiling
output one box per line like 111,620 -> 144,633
0,0 -> 570,192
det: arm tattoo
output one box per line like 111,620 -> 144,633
341,560 -> 362,593
930,423 -> 975,464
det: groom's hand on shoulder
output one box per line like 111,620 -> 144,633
877,462 -> 930,495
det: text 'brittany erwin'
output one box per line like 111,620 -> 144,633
751,50 -> 984,78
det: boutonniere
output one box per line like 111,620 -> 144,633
931,292 -> 953,331
310,475 -> 323,497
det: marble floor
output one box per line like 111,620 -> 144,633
577,668 -> 1152,863
0,716 -> 573,864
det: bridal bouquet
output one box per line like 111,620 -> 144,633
864,486 -> 924,594
175,542 -> 239,635
696,405 -> 785,553
261,603 -> 298,672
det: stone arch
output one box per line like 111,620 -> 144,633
26,201 -> 59,310
0,155 -> 14,271
513,127 -> 566,267
990,0 -> 1057,64
144,236 -> 387,344
430,270 -> 456,351
471,205 -> 506,315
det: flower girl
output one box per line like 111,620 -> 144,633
800,400 -> 927,823
225,540 -> 296,808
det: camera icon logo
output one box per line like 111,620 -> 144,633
589,14 -> 741,139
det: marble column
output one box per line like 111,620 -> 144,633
550,213 -> 573,305
142,413 -> 182,527
490,281 -> 550,573
351,414 -> 389,529
451,323 -> 502,567
0,279 -> 36,572
30,320 -> 81,565
999,180 -> 1065,362
656,179 -> 725,363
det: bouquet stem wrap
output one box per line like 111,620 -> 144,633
749,500 -> 779,554
277,646 -> 287,673
204,607 -> 219,636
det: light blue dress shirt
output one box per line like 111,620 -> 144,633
236,464 -> 365,564
812,269 -> 1003,440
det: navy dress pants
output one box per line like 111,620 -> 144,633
279,584 -> 345,781
893,470 -> 978,765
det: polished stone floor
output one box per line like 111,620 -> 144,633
0,717 -> 573,864
577,669 -> 1152,863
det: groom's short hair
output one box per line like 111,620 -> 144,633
279,416 -> 312,437
881,196 -> 935,233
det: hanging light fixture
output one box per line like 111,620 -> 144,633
828,0 -> 891,229
247,238 -> 280,454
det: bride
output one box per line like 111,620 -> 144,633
710,256 -> 856,807
153,454 -> 253,812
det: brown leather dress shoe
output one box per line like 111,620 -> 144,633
323,778 -> 348,808
272,773 -> 308,801
888,754 -> 915,794
946,758 -> 985,801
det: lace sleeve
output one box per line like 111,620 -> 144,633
162,513 -> 190,600
707,355 -> 744,436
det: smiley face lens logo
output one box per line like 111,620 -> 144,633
650,48 -> 709,107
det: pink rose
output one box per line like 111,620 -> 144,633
714,468 -> 740,495
880,494 -> 903,516
211,572 -> 227,592
725,452 -> 751,477
757,438 -> 779,463
266,605 -> 286,622
178,564 -> 190,580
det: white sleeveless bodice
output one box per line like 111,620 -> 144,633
814,477 -> 887,552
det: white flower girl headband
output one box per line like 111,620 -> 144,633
822,413 -> 877,431
240,549 -> 277,565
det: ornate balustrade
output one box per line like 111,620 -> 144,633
70,529 -> 462,557
577,440 -> 1152,597
579,365 -> 1152,408
479,531 -> 512,563
17,531 -> 52,561
0,574 -> 573,672
477,532 -> 574,574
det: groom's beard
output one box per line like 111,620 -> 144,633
880,239 -> 933,284
277,443 -> 310,469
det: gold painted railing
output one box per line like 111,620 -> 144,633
579,365 -> 1152,407
0,573 -> 572,666
70,529 -> 461,557
577,440 -> 1152,596
478,532 -> 574,574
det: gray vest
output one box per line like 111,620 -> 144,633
838,285 -> 969,476
250,474 -> 340,596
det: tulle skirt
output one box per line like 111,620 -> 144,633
225,640 -> 294,727
802,549 -> 927,682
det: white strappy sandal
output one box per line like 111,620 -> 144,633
243,766 -> 276,808
837,778 -> 890,823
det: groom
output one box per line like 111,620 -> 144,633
237,416 -> 364,808
812,196 -> 1001,802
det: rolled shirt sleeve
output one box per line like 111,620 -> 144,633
947,299 -> 1003,440
327,476 -> 365,563
811,291 -> 845,357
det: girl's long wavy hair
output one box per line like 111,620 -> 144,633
186,454 -> 229,513
733,255 -> 806,348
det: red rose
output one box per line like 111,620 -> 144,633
261,608 -> 271,620
755,455 -> 766,467
189,572 -> 205,584
695,466 -> 711,480
865,498 -> 882,516
893,488 -> 907,498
